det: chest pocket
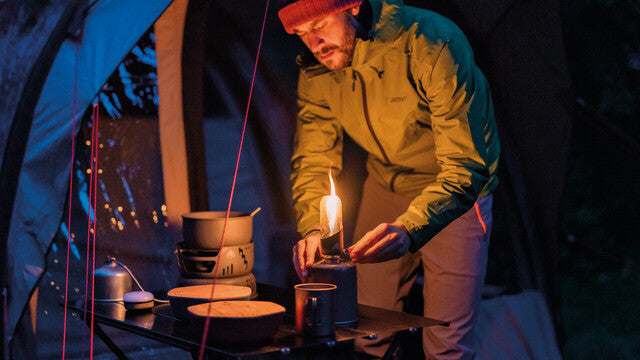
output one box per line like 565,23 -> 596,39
398,102 -> 435,154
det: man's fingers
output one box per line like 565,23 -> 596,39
358,243 -> 397,263
357,224 -> 387,246
368,223 -> 390,239
292,244 -> 305,281
363,232 -> 398,257
349,232 -> 371,254
291,228 -> 327,282
304,237 -> 319,267
351,223 -> 390,255
350,223 -> 411,264
363,237 -> 403,262
296,240 -> 307,270
358,233 -> 398,262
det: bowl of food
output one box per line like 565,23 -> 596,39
167,284 -> 252,320
188,300 -> 285,342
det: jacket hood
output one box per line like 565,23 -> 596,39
368,0 -> 403,41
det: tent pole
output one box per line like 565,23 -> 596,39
155,0 -> 192,242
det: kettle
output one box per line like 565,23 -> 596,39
93,258 -> 133,302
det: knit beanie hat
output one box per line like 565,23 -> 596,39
278,0 -> 364,34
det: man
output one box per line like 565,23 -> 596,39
278,0 -> 499,358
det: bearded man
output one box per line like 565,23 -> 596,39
278,0 -> 500,358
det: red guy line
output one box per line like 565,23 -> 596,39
82,103 -> 98,360
197,1 -> 270,358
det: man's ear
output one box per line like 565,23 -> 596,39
350,5 -> 360,16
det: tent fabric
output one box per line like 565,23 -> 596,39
0,2 -> 82,353
6,0 -> 173,339
0,1 -> 80,171
484,0 -> 573,330
474,291 -> 563,360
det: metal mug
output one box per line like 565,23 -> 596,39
294,283 -> 336,336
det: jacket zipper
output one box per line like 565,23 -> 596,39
353,70 -> 391,164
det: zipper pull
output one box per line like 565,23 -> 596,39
352,71 -> 356,91
370,66 -> 384,78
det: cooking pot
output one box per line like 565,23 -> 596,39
182,211 -> 254,249
175,242 -> 254,279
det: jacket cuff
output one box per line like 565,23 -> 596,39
397,213 -> 440,252
303,228 -> 323,238
297,215 -> 320,237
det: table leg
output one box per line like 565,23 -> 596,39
380,331 -> 403,360
84,316 -> 130,360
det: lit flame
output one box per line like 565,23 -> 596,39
329,167 -> 336,196
327,168 -> 338,233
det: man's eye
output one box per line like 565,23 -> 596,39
314,22 -> 326,30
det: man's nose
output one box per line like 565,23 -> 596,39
308,32 -> 325,52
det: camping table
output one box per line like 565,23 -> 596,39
65,283 -> 447,360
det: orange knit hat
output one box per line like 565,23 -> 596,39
278,0 -> 364,34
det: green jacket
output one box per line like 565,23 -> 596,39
290,0 -> 500,251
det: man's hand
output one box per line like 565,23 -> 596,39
348,221 -> 411,263
292,229 -> 323,282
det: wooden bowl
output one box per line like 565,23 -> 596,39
167,284 -> 252,320
188,301 -> 285,342
178,272 -> 259,299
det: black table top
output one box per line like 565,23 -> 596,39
67,283 -> 447,359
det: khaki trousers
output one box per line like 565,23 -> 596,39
354,177 -> 492,360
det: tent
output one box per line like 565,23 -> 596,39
1,0 -> 571,358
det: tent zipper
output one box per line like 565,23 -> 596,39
353,70 -> 391,164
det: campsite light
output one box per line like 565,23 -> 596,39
309,168 -> 357,324
319,168 -> 343,257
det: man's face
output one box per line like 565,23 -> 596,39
293,7 -> 359,70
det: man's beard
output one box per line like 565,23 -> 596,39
313,18 -> 357,70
